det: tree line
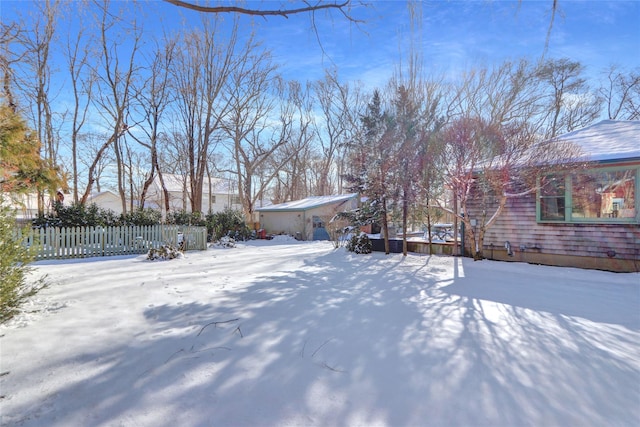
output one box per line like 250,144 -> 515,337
1,0 -> 639,257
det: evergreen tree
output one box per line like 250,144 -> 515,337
343,90 -> 395,254
0,105 -> 64,197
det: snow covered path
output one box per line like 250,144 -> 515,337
1,240 -> 639,426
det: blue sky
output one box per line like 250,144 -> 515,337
225,0 -> 640,87
2,0 -> 639,91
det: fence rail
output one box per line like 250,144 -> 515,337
19,225 -> 208,260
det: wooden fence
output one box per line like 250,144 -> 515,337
19,225 -> 208,260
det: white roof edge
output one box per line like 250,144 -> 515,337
555,120 -> 640,162
256,193 -> 358,212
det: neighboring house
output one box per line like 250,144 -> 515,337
87,190 -> 124,214
3,191 -> 71,222
256,193 -> 359,241
475,120 -> 640,272
148,174 -> 242,217
3,190 -> 125,221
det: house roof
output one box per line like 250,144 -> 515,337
557,120 -> 640,163
256,193 -> 358,212
154,174 -> 235,194
88,190 -> 120,200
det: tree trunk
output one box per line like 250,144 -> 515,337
381,197 -> 390,255
402,188 -> 408,256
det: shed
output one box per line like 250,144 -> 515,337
474,120 -> 640,272
256,194 -> 359,241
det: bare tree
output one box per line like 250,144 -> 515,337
600,65 -> 640,120
80,0 -> 141,211
76,132 -> 111,194
223,75 -> 307,223
536,58 -> 601,138
64,3 -> 95,203
128,37 -> 177,212
171,16 -> 240,214
24,0 -> 61,167
156,128 -> 192,212
270,81 -> 316,203
219,36 -> 281,220
122,143 -> 149,212
312,69 -> 354,195
439,116 -> 582,261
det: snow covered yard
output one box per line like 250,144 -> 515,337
1,240 -> 639,427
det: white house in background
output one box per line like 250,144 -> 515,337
2,189 -> 126,221
2,191 -> 71,222
256,193 -> 359,240
86,190 -> 124,214
148,173 -> 242,216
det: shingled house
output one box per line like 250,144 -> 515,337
474,120 -> 639,272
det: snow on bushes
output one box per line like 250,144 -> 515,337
211,236 -> 236,248
346,233 -> 372,254
147,244 -> 183,261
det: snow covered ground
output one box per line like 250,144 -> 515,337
1,239 -> 639,427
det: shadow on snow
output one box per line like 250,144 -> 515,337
4,246 -> 639,426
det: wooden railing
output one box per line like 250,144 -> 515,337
18,225 -> 208,260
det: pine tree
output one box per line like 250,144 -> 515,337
343,90 -> 395,254
0,105 -> 63,196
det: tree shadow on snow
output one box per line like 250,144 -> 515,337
3,249 -> 639,427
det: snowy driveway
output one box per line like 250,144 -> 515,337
1,240 -> 639,426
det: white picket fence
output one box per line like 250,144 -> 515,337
19,225 -> 208,260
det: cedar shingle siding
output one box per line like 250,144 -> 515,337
475,184 -> 640,272
467,121 -> 640,272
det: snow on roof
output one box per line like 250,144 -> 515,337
556,120 -> 640,162
155,174 -> 234,194
88,190 -> 119,199
256,193 -> 358,212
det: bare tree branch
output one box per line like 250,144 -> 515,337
542,0 -> 559,57
163,0 -> 361,22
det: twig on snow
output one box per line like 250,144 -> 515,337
234,325 -> 243,338
311,338 -> 333,358
164,348 -> 185,364
318,361 -> 345,373
197,318 -> 239,336
192,346 -> 231,354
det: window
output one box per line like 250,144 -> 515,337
540,174 -> 566,221
572,169 -> 636,219
538,166 -> 638,223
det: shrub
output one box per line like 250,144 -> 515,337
0,206 -> 44,323
213,235 -> 236,248
166,210 -> 205,227
346,233 -> 372,254
122,208 -> 162,226
32,202 -> 122,228
147,244 -> 183,261
205,208 -> 251,241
